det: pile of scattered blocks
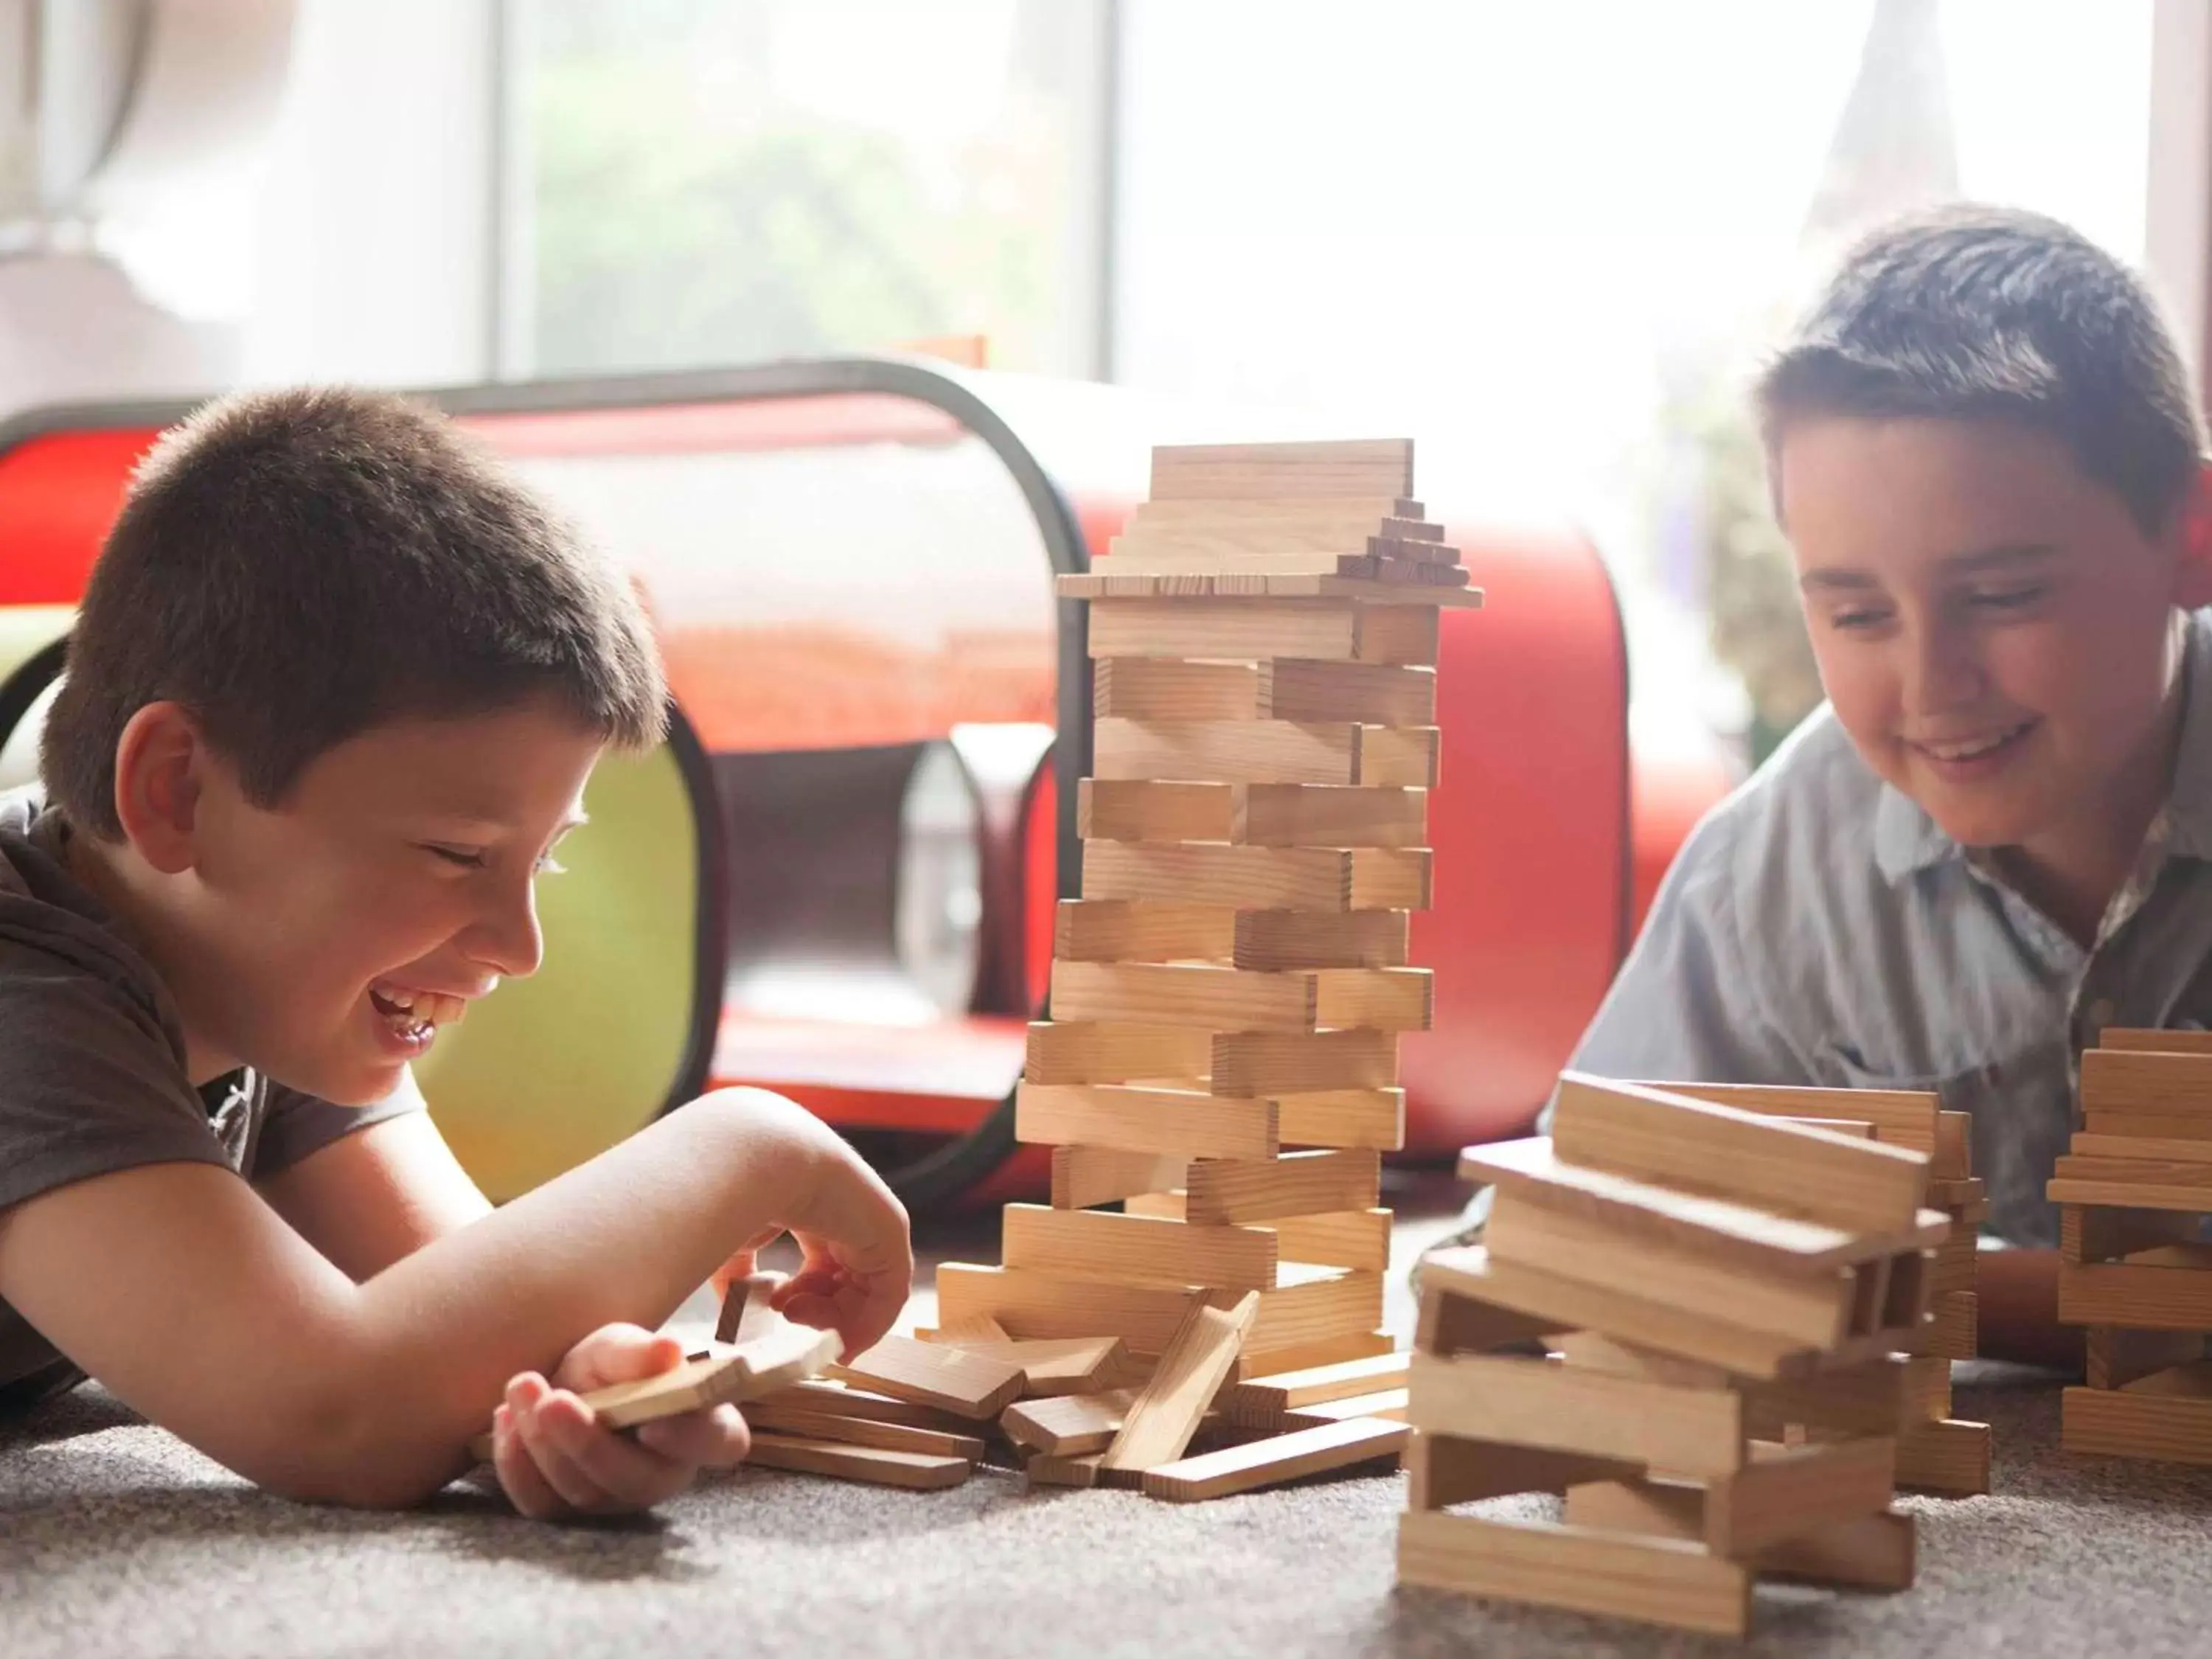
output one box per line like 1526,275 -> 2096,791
922,436 -> 1474,1496
1399,1074 -> 1957,1636
2053,1028 -> 2212,1461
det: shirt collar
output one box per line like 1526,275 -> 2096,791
1873,607 -> 2212,881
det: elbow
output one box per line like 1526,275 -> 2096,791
237,1379 -> 464,1512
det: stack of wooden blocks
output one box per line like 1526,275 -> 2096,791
931,436 -> 1478,1498
1399,1074 -> 1954,1636
2052,1028 -> 2212,1462
1644,1080 -> 1990,1495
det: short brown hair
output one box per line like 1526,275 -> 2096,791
1757,205 -> 2207,536
41,386 -> 667,837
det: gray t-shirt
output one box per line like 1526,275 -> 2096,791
0,785 -> 426,1408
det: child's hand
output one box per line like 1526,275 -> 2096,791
490,1323 -> 750,1520
726,1138 -> 912,1363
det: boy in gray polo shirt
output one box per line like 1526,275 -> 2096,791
0,389 -> 911,1516
1439,206 -> 2212,1369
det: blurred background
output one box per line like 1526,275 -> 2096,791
1,0 -> 2202,1198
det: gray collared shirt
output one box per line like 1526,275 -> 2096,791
1545,607 -> 2212,1248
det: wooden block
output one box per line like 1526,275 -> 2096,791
1214,1029 -> 1399,1096
1149,438 -> 1413,500
1405,1428 -> 1635,1507
1409,1349 -> 1745,1476
1024,1020 -> 1211,1085
1397,1510 -> 1753,1638
922,1315 -> 1012,1346
1354,726 -> 1440,787
2058,1253 -> 2212,1327
1646,1080 -> 1941,1155
1024,1451 -> 1102,1487
1078,778 -> 1234,842
831,1333 -> 1026,1420
1054,900 -> 1230,964
1001,1388 -> 1138,1455
587,1321 -> 838,1433
1279,1386 -> 1408,1425
1931,1231 -> 1979,1298
744,1433 -> 971,1490
1553,1073 -> 1929,1234
1082,840 -> 1430,911
1003,1203 -> 1279,1293
1187,1148 -> 1381,1224
1102,1291 -> 1261,1472
1141,1417 -> 1408,1500
1484,1189 -> 1856,1349
936,1265 -> 1206,1353
1265,1206 -> 1393,1270
1902,1290 -> 1977,1360
1237,782 -> 1427,847
1048,960 -> 1430,1034
1085,598 -> 1438,666
1275,1085 -> 1405,1149
2048,1162 -> 2212,1209
1232,909 -> 1409,970
1127,495 -> 1424,532
1893,1417 -> 1990,1495
2086,1326 -> 2205,1389
2059,1377 -> 2212,1462
1051,1144 -> 1189,1208
1093,717 -> 1361,785
1458,1135 -> 1944,1273
1235,1329 -> 1396,1374
1094,657 -> 1258,720
1703,1436 -> 1896,1554
1261,658 -> 1436,725
2059,1203 -> 2202,1263
1246,1265 -> 1385,1361
1416,1281 -> 1557,1357
1738,1358 -> 1913,1440
976,1336 -> 1133,1397
2104,1028 -> 2212,1054
2072,1132 -> 2212,1164
1421,1244 -> 1848,1380
738,1405 -> 988,1463
1219,1350 -> 1408,1423
1934,1110 -> 1972,1178
1105,516 -> 1450,566
2084,1110 -> 2212,1138
751,1379 -> 981,1435
1562,1481 -> 1916,1593
1245,572 -> 1479,607
1550,1332 -> 1732,1389
2081,1048 -> 2212,1118
1017,1082 -> 1279,1160
1898,1354 -> 1952,1422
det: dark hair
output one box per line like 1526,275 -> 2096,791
41,386 -> 667,838
1757,204 -> 2207,535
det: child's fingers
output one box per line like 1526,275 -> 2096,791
492,1388 -> 571,1520
634,1403 -> 751,1468
537,1399 -> 697,1512
556,1324 -> 686,1393
507,1380 -> 610,1514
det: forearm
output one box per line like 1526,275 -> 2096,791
1971,1246 -> 2081,1371
327,1088 -> 824,1503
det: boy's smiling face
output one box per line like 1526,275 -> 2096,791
110,696 -> 606,1106
1778,415 -> 2212,878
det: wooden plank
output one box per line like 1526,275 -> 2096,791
1002,1203 -> 1279,1293
2058,1255 -> 2212,1327
1704,1437 -> 1896,1554
1051,1144 -> 1189,1208
1078,779 -> 1234,842
1414,1285 -> 1557,1357
1093,717 -> 1358,785
1902,1290 -> 1977,1360
1275,1085 -> 1405,1149
1105,517 -> 1450,565
2085,1110 -> 2212,1138
1894,1417 -> 1990,1495
2063,1379 -> 2212,1463
1934,1110 -> 1972,1178
1186,1148 -> 1382,1224
935,1265 -> 1205,1354
1213,1029 -> 1399,1096
1646,1079 -> 1940,1155
2081,1048 -> 2212,1118
1220,1350 -> 1408,1421
1087,598 -> 1360,662
1054,900 -> 1229,964
1736,1359 -> 1912,1440
1408,1349 -> 1745,1476
1561,1481 -> 1916,1593
1017,1082 -> 1279,1160
1262,659 -> 1436,725
1265,1206 -> 1392,1270
1485,1189 -> 1856,1349
1405,1428 -> 1636,1507
830,1334 -> 1026,1420
1233,910 -> 1410,970
1396,1510 -> 1753,1638
737,1405 -> 987,1463
1094,657 -> 1258,720
2059,1203 -> 2201,1263
743,1433 -> 972,1489
1246,1265 -> 1384,1361
1458,1135 -> 1944,1273
1349,603 -> 1441,664
1551,1332 -> 1732,1389
1001,1388 -> 1138,1455
1141,1417 -> 1408,1500
2103,1028 -> 2212,1054
1023,1450 -> 1103,1487
1052,959 -> 1315,1031
1553,1073 -> 1928,1234
750,1380 -> 980,1435
924,1315 -> 1012,1345
1023,1020 -> 1210,1085
1126,495 -> 1423,532
1101,1292 -> 1261,1472
2048,1166 -> 2212,1209
2073,1132 -> 2212,1164
1355,726 -> 1440,788
1237,782 -> 1427,847
1149,438 -> 1413,500
977,1336 -> 1133,1397
1280,1386 -> 1408,1424
1081,840 -> 1430,911
2087,1326 -> 2204,1389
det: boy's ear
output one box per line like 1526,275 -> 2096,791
111,701 -> 209,876
2174,457 -> 2212,609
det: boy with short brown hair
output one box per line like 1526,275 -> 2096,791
0,386 -> 911,1517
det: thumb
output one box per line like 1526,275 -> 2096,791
555,1323 -> 686,1392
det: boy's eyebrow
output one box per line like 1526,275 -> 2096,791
1798,543 -> 2062,594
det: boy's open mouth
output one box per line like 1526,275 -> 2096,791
1908,718 -> 2037,765
368,982 -> 470,1041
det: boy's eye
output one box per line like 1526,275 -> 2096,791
1827,606 -> 1891,632
1966,585 -> 2046,611
422,844 -> 567,875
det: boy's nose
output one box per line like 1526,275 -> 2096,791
1902,621 -> 1988,715
461,880 -> 546,980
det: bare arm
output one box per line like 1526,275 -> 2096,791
1972,1246 -> 2082,1371
255,1111 -> 493,1281
0,1088 -> 909,1509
